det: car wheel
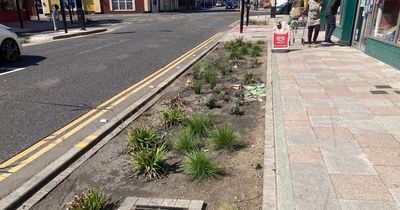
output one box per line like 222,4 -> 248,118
1,38 -> 20,62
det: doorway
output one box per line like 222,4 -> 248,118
151,0 -> 159,12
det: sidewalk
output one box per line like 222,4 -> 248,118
227,15 -> 400,210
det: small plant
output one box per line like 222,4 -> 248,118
209,75 -> 217,89
224,37 -> 244,51
251,58 -> 259,68
229,50 -> 242,60
203,68 -> 212,83
239,46 -> 249,55
218,203 -> 239,210
69,188 -> 110,210
184,151 -> 223,182
127,127 -> 160,152
251,44 -> 262,57
173,128 -> 200,155
210,123 -> 241,151
204,94 -> 217,109
230,101 -> 241,115
245,42 -> 253,49
215,60 -> 228,75
131,144 -> 168,179
186,113 -> 213,138
256,40 -> 266,45
243,71 -> 256,85
214,84 -> 224,94
193,80 -> 203,94
160,107 -> 186,127
192,64 -> 202,80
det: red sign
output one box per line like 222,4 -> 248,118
273,32 -> 289,49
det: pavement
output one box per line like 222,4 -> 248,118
249,15 -> 400,210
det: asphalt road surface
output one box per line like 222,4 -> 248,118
0,9 -> 239,163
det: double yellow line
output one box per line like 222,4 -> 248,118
0,32 -> 222,182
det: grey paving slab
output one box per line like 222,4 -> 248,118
309,116 -> 346,127
347,120 -> 389,134
286,131 -> 318,146
290,163 -> 340,210
339,200 -> 399,210
388,188 -> 400,208
318,140 -> 376,175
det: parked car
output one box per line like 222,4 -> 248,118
276,1 -> 293,15
0,24 -> 21,62
216,0 -> 224,7
225,1 -> 238,9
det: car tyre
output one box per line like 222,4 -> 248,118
1,38 -> 20,62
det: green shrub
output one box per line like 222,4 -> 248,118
210,123 -> 241,151
239,46 -> 249,55
216,60 -> 227,75
173,129 -> 200,155
256,40 -> 266,45
127,127 -> 160,152
160,107 -> 186,127
251,44 -> 262,57
245,42 -> 253,49
192,64 -> 202,80
224,37 -> 244,51
203,68 -> 213,83
131,144 -> 168,179
184,151 -> 223,182
69,189 -> 110,210
229,50 -> 242,60
193,80 -> 203,94
214,84 -> 224,94
209,75 -> 217,89
204,94 -> 217,109
186,113 -> 213,138
243,71 -> 256,85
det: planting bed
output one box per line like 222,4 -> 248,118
32,40 -> 267,210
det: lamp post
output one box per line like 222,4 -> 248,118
15,0 -> 24,28
270,0 -> 276,18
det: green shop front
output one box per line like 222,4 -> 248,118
323,0 -> 400,69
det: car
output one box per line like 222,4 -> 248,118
276,1 -> 293,15
225,1 -> 238,9
216,0 -> 223,7
0,24 -> 21,62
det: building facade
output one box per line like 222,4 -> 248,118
0,0 -> 32,22
324,0 -> 400,69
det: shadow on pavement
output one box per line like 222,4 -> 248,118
0,55 -> 46,70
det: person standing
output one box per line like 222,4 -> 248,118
299,0 -> 323,47
323,0 -> 341,44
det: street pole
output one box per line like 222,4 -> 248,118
270,0 -> 276,18
245,3 -> 250,26
76,0 -> 86,30
240,0 -> 245,33
15,0 -> 24,28
59,0 -> 68,33
68,0 -> 73,24
35,0 -> 40,20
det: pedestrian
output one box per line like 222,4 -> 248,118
323,0 -> 341,45
299,0 -> 324,47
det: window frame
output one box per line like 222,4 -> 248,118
111,0 -> 134,11
369,0 -> 400,45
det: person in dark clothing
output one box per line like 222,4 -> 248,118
323,0 -> 341,44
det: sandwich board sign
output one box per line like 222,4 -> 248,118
272,22 -> 289,52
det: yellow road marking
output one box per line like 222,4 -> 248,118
0,32 -> 222,182
85,135 -> 98,140
75,142 -> 89,149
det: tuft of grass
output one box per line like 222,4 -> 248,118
224,37 -> 244,51
215,60 -> 228,75
127,127 -> 160,152
160,107 -> 186,128
173,128 -> 201,155
193,80 -> 203,94
131,144 -> 168,179
251,58 -> 259,68
186,113 -> 213,138
239,46 -> 249,55
243,71 -> 256,85
230,101 -> 241,115
210,123 -> 241,151
204,94 -> 217,109
229,50 -> 242,60
209,74 -> 217,89
192,64 -> 202,80
69,188 -> 110,210
203,68 -> 213,83
184,151 -> 223,182
251,44 -> 262,57
217,203 -> 239,210
256,40 -> 266,45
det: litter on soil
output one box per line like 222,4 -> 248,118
243,84 -> 266,101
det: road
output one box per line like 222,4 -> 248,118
0,9 -> 239,163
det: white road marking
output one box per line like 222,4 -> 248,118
0,68 -> 27,76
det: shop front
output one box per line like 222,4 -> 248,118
0,0 -> 31,22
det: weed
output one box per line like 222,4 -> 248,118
204,94 -> 217,109
184,151 -> 223,182
203,68 -> 213,83
131,144 -> 168,179
243,71 -> 256,85
210,123 -> 241,151
217,203 -> 239,210
160,107 -> 186,128
192,64 -> 202,80
229,50 -> 242,60
214,84 -> 224,94
256,40 -> 266,45
69,188 -> 110,210
127,127 -> 160,152
224,37 -> 244,51
209,74 -> 217,89
215,60 -> 228,75
186,113 -> 213,138
193,80 -> 203,94
239,46 -> 249,55
173,128 -> 201,155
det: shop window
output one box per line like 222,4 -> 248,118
370,0 -> 400,43
112,0 -> 133,10
0,0 -> 16,11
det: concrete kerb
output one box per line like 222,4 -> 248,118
25,28 -> 107,43
0,33 -> 221,210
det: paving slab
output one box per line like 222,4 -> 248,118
339,200 -> 399,210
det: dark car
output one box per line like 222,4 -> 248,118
276,2 -> 293,15
225,1 -> 238,9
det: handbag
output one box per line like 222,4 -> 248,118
289,0 -> 304,17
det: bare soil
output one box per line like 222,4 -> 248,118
32,43 -> 266,210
